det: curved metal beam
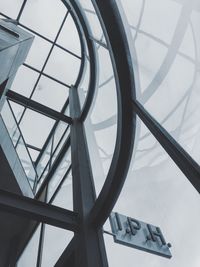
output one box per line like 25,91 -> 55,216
62,0 -> 98,122
89,0 -> 136,228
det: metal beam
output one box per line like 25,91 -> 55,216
0,189 -> 79,232
89,0 -> 136,228
69,86 -> 108,267
133,100 -> 200,193
6,90 -> 72,124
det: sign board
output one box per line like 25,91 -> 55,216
110,212 -> 172,259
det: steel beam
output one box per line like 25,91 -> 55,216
0,189 -> 79,232
69,86 -> 108,267
133,100 -> 200,193
6,90 -> 72,124
89,0 -> 136,228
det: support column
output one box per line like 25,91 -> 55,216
69,86 -> 108,267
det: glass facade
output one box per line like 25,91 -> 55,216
0,0 -> 200,267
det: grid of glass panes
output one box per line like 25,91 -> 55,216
0,0 -> 82,180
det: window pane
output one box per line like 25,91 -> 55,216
57,14 -> 81,57
20,0 -> 66,40
19,109 -> 55,148
32,76 -> 69,111
9,66 -> 39,98
44,46 -> 81,85
25,36 -> 52,70
0,0 -> 23,19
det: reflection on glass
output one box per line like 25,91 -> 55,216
104,117 -> 200,267
17,224 -> 41,267
41,225 -> 73,267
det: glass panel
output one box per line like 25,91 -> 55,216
0,0 -> 23,19
19,109 -> 55,148
84,45 -> 117,195
57,14 -> 81,56
32,76 -> 69,111
41,225 -> 73,267
25,35 -> 52,70
47,148 -> 71,201
8,65 -> 39,98
50,170 -> 73,211
44,46 -> 81,85
20,0 -> 66,40
17,225 -> 41,267
104,116 -> 200,267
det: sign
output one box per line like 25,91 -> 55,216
109,212 -> 172,259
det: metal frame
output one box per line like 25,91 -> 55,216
0,0 -> 200,266
0,189 -> 79,232
6,90 -> 72,124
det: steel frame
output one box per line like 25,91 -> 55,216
0,0 -> 200,266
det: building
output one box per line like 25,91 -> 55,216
0,0 -> 200,266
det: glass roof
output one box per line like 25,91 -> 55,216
0,0 -> 82,162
